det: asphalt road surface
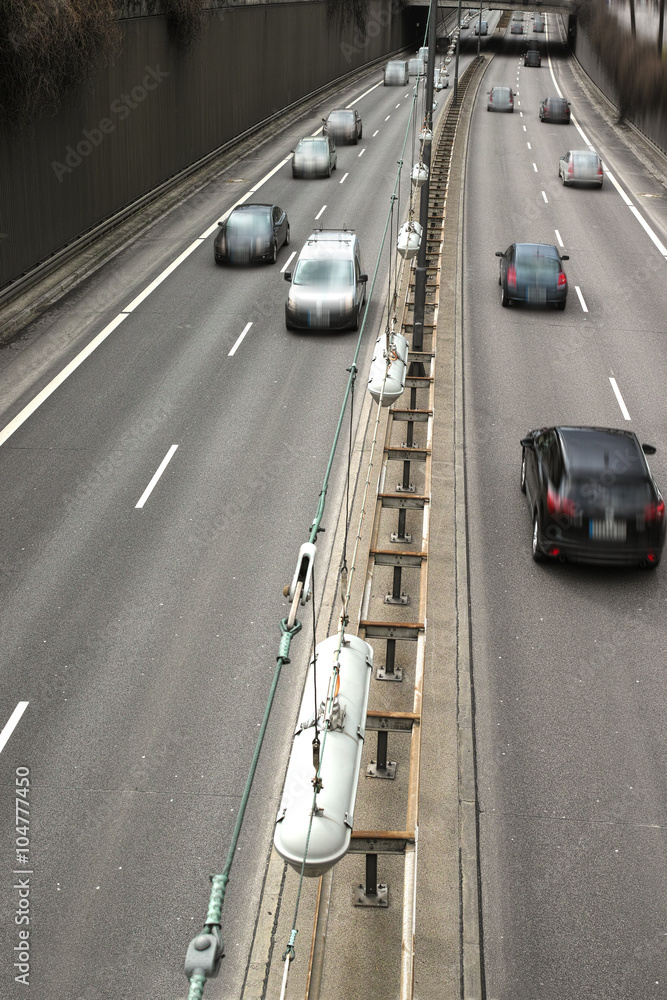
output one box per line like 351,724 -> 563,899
464,13 -> 667,1000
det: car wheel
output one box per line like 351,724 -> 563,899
285,224 -> 290,247
501,285 -> 509,307
557,300 -> 566,311
359,128 -> 363,139
332,160 -> 337,171
520,450 -> 527,494
532,510 -> 545,561
327,164 -> 332,177
271,241 -> 278,264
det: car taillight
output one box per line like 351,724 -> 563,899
597,165 -> 603,176
507,265 -> 516,289
557,272 -> 567,287
645,500 -> 665,523
547,487 -> 575,517
568,162 -> 574,176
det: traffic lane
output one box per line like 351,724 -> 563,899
0,91 -> 399,1000
464,71 -> 667,1000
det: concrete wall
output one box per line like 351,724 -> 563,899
0,2 -> 415,291
572,14 -> 667,154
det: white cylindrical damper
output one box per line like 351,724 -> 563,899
397,221 -> 422,260
274,633 -> 373,878
411,162 -> 428,186
367,332 -> 409,406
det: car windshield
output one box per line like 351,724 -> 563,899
293,259 -> 354,286
298,139 -> 326,154
328,112 -> 353,125
227,210 -> 270,235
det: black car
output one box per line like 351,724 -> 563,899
496,242 -> 569,309
539,96 -> 571,123
323,109 -> 362,144
214,204 -> 290,265
521,426 -> 665,567
524,49 -> 541,66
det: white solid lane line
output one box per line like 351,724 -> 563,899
345,80 -> 382,108
280,251 -> 296,274
575,286 -> 588,312
228,321 -> 253,358
0,702 -> 29,755
0,313 -> 128,448
339,172 -> 349,184
135,445 -> 178,508
629,205 -> 667,258
124,239 -> 203,313
555,229 -> 564,247
610,377 -> 631,420
315,205 -> 327,220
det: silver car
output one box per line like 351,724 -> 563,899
558,149 -> 603,187
408,57 -> 425,77
384,59 -> 409,85
284,230 -> 368,331
292,136 -> 337,178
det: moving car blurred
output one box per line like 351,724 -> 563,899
474,19 -> 488,34
558,149 -> 604,187
512,10 -> 524,19
520,426 -> 665,567
384,59 -> 409,85
323,109 -> 362,144
495,242 -> 569,309
214,203 -> 289,265
284,229 -> 368,331
524,48 -> 541,66
533,12 -> 545,30
292,136 -> 337,178
408,57 -> 425,77
511,21 -> 524,33
539,96 -> 571,123
487,86 -> 514,112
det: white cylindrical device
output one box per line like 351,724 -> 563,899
274,633 -> 373,878
367,331 -> 409,406
397,221 -> 422,260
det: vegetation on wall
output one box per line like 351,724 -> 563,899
326,0 -> 370,36
0,0 -> 204,129
576,0 -> 667,121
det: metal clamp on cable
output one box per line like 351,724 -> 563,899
184,927 -> 224,981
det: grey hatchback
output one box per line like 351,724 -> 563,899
496,242 -> 569,309
558,149 -> 603,187
539,96 -> 570,123
292,136 -> 337,178
323,109 -> 362,144
487,86 -> 514,112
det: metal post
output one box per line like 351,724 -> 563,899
477,4 -> 482,56
413,0 -> 438,352
365,853 -> 378,897
659,0 -> 665,57
377,637 -> 403,682
454,0 -> 462,100
377,730 -> 388,770
392,508 -> 411,544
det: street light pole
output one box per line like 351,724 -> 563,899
412,0 -> 437,354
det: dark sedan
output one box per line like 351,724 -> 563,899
214,204 -> 289,265
539,96 -> 571,123
521,426 -> 665,567
323,108 -> 362,144
524,49 -> 541,66
496,242 -> 569,309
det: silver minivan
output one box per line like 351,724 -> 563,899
384,59 -> 409,85
284,230 -> 368,331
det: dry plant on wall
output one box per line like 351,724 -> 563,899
0,0 -> 119,129
576,0 -> 667,122
147,0 -> 204,48
327,0 -> 370,36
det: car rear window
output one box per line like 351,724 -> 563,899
572,152 -> 598,168
572,479 -> 653,511
293,260 -> 354,286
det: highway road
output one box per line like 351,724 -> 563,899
0,40 -> 469,1000
464,11 -> 667,1000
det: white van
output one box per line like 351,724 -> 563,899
384,59 -> 409,85
474,19 -> 488,34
